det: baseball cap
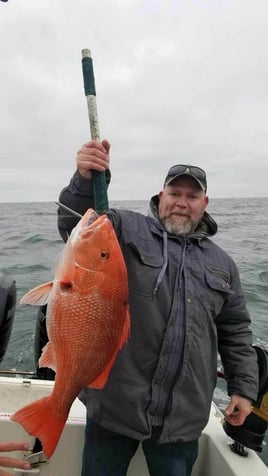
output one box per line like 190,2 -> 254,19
164,165 -> 207,192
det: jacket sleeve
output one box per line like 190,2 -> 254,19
215,258 -> 259,402
57,169 -> 111,242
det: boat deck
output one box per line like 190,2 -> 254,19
0,377 -> 267,475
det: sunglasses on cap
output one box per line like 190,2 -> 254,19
164,165 -> 207,191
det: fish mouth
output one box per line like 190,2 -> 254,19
80,220 -> 105,239
85,210 -> 99,226
79,210 -> 99,232
70,209 -> 100,244
79,213 -> 110,240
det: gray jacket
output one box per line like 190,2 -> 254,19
57,171 -> 258,443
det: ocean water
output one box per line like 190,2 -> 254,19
0,198 -> 267,464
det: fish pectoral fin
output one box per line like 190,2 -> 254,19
20,282 -> 53,306
39,342 -> 57,372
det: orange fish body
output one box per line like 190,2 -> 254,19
11,209 -> 130,458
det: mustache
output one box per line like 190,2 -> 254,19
170,213 -> 189,217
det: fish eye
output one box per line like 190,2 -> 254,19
100,250 -> 110,259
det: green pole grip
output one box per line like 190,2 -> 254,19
92,171 -> 109,214
81,49 -> 109,214
82,55 -> 96,96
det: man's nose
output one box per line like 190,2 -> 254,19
175,196 -> 187,207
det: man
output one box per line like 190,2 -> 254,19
57,140 -> 258,476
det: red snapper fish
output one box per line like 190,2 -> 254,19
11,208 -> 130,458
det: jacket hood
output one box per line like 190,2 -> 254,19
149,194 -> 218,239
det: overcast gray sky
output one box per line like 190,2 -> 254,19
1,0 -> 268,202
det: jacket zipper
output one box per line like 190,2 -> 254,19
151,240 -> 188,423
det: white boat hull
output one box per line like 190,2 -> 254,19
0,376 -> 267,475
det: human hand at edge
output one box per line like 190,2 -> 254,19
224,394 -> 253,426
0,442 -> 31,475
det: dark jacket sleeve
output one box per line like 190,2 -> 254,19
57,169 -> 111,242
215,257 -> 259,402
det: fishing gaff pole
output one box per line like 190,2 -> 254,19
81,49 -> 109,214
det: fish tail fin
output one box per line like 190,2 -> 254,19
11,396 -> 67,459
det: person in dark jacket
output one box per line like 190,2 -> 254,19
57,139 -> 258,476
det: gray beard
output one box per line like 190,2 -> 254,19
163,217 -> 197,236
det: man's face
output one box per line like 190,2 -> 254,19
158,176 -> 209,236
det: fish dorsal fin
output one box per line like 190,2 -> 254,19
20,282 -> 53,306
54,237 -> 76,283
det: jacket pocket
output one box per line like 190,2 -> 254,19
204,267 -> 234,316
125,241 -> 163,296
205,266 -> 233,293
188,265 -> 234,335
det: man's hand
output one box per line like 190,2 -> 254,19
0,441 -> 31,475
224,394 -> 253,426
76,139 -> 110,179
